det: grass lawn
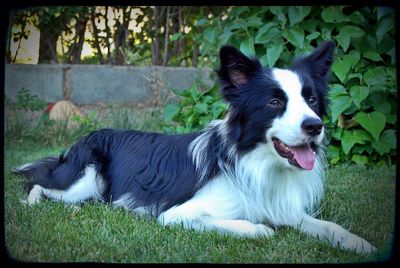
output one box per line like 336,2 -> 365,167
4,144 -> 395,263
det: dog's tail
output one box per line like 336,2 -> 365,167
12,154 -> 65,191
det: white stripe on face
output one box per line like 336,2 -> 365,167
268,68 -> 323,146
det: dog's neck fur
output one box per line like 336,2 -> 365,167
189,118 -> 325,226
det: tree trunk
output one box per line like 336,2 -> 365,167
177,7 -> 184,66
68,16 -> 88,64
192,46 -> 199,67
151,6 -> 160,65
38,29 -> 58,63
104,6 -> 112,63
162,6 -> 170,66
90,10 -> 104,64
7,10 -> 15,63
113,6 -> 131,65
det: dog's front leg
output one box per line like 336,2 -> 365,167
294,214 -> 376,254
158,200 -> 275,238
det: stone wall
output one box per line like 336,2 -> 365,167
5,64 -> 214,106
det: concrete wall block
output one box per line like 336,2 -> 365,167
69,65 -> 151,104
153,67 -> 214,92
5,64 -> 64,102
5,64 -> 214,105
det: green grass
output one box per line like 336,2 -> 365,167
5,105 -> 163,149
4,144 -> 395,263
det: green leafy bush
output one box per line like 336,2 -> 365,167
71,112 -> 100,136
163,82 -> 228,134
14,88 -> 47,111
165,6 -> 396,166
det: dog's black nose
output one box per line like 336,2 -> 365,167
302,117 -> 323,136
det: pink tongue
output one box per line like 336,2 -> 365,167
290,145 -> 315,170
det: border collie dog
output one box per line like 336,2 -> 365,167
14,41 -> 375,254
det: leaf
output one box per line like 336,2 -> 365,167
342,25 -> 365,38
230,19 -> 246,30
194,103 -> 208,114
288,6 -> 311,26
377,7 -> 394,21
349,86 -> 369,108
268,6 -> 287,21
266,43 -> 283,67
328,145 -> 340,157
219,28 -> 233,44
332,51 -> 360,82
302,19 -> 318,33
199,115 -> 212,126
204,27 -> 216,42
240,38 -> 255,57
363,67 -> 386,88
175,125 -> 186,134
190,84 -> 201,101
321,7 -> 349,23
336,26 -> 365,52
268,6 -> 285,14
306,32 -> 320,41
211,101 -> 228,118
330,95 -> 352,122
341,129 -> 371,154
328,145 -> 341,165
351,154 -> 369,165
371,129 -> 396,155
259,54 -> 269,66
230,6 -> 249,17
355,111 -> 386,141
321,27 -> 332,41
246,16 -> 263,27
347,73 -> 363,83
336,32 -> 351,52
371,97 -> 392,115
255,23 -> 279,44
329,84 -> 348,98
170,32 -> 182,42
376,16 -> 394,44
349,11 -> 365,25
163,103 -> 180,122
363,51 -> 383,62
376,34 -> 394,55
332,126 -> 343,140
332,59 -> 350,82
345,50 -> 361,67
352,144 -> 374,155
255,22 -> 275,37
283,26 -> 304,49
386,114 -> 397,124
195,18 -> 207,27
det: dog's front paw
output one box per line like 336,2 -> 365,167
336,232 -> 377,255
254,224 -> 275,237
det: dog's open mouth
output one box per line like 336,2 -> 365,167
272,137 -> 316,170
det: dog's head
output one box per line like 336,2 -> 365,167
217,41 -> 335,170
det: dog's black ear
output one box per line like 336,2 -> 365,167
293,41 -> 335,80
217,45 -> 261,88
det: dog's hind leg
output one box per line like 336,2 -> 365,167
23,165 -> 105,205
23,184 -> 45,205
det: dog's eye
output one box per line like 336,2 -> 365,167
308,96 -> 317,105
268,98 -> 283,108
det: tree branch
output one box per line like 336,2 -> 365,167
162,6 -> 170,66
90,9 -> 104,64
104,6 -> 112,63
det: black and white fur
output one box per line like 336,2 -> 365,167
14,41 -> 375,254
